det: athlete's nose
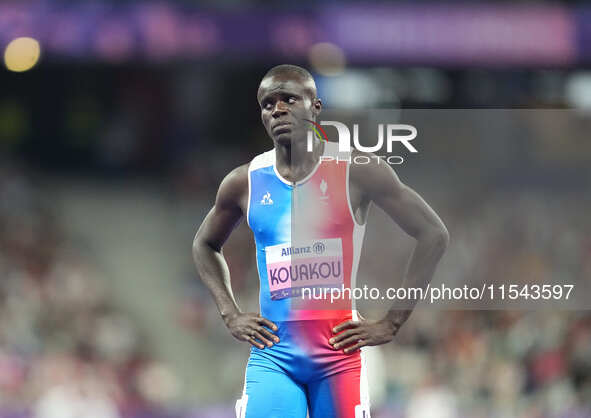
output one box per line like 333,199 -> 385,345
271,101 -> 288,118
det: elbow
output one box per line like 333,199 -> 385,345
192,235 -> 203,261
192,230 -> 208,258
434,225 -> 450,252
418,224 -> 449,253
192,230 -> 220,258
192,235 -> 201,254
192,234 -> 214,274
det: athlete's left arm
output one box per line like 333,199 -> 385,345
330,153 -> 449,353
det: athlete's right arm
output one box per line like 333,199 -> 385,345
192,164 -> 279,349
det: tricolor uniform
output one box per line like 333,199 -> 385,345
236,141 -> 370,418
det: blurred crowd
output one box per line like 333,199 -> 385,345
0,163 -> 176,417
377,309 -> 591,418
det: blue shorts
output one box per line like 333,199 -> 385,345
235,320 -> 371,418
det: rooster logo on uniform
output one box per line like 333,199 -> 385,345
261,191 -> 273,205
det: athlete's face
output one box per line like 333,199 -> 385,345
257,75 -> 321,146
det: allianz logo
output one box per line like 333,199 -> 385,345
281,242 -> 326,257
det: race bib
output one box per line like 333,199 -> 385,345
265,238 -> 344,300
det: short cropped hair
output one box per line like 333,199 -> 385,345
260,64 -> 317,99
262,64 -> 314,83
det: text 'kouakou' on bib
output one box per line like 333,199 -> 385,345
265,238 -> 344,300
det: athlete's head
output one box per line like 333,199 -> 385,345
257,64 -> 322,146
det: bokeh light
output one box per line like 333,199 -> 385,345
565,72 -> 591,111
4,37 -> 41,72
308,42 -> 346,77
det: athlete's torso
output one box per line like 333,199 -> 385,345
246,142 -> 366,322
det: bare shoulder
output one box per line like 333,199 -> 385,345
216,163 -> 250,210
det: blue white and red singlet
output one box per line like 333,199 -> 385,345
236,141 -> 371,418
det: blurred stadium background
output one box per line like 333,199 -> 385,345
1,1 -> 591,417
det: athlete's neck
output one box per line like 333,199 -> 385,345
274,138 -> 324,184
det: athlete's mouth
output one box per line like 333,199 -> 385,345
272,122 -> 293,134
273,121 -> 292,128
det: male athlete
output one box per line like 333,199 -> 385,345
193,65 -> 449,418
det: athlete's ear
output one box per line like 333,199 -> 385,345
313,98 -> 322,116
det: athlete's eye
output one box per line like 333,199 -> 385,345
288,97 -> 297,104
263,102 -> 273,110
